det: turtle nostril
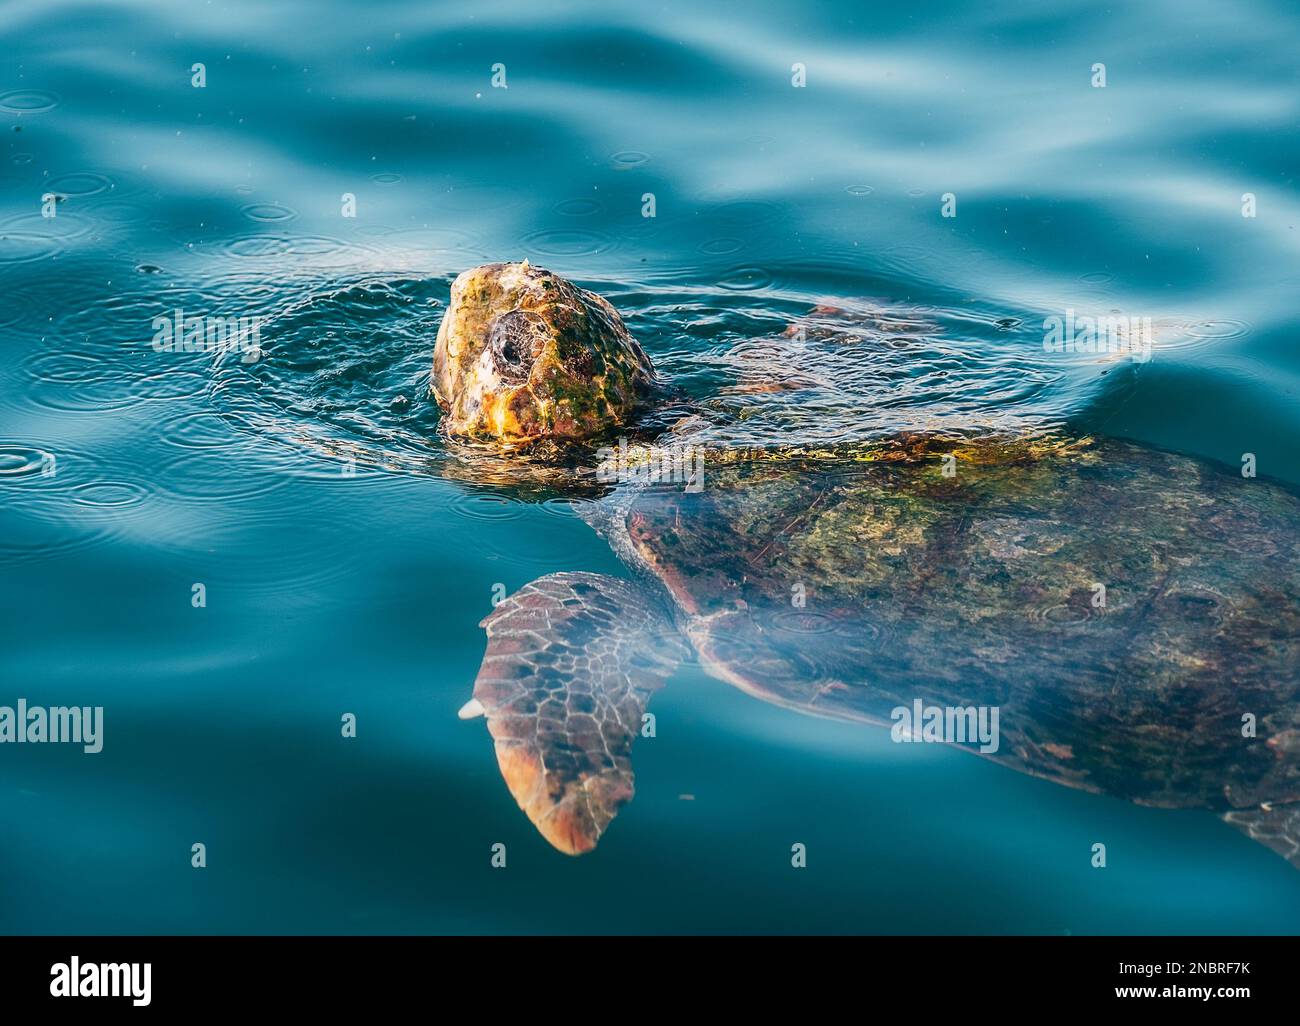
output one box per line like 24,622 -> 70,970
488,309 -> 545,383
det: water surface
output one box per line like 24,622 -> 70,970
2,0 -> 1300,933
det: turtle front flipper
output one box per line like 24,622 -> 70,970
460,572 -> 688,855
1224,804 -> 1300,869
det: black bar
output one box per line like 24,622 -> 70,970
0,936 -> 1290,1013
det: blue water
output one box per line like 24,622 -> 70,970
3,0 -> 1300,933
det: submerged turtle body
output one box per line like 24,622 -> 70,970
465,437 -> 1300,858
442,264 -> 1300,865
620,440 -> 1300,812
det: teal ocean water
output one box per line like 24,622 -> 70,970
2,0 -> 1299,933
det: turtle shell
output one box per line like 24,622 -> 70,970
615,437 -> 1300,812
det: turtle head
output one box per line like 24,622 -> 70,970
432,261 -> 655,443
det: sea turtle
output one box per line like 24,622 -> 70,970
436,262 -> 1300,865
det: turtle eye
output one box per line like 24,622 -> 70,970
488,309 -> 545,383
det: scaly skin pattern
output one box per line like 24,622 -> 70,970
623,437 -> 1300,814
432,261 -> 654,442
470,573 -> 687,854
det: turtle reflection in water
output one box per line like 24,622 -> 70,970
433,261 -> 1300,864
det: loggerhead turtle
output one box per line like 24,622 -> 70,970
435,261 -> 1300,864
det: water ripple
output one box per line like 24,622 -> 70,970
0,89 -> 60,113
609,150 -> 649,170
44,171 -> 114,197
520,227 -> 613,257
449,491 -> 527,522
0,232 -> 61,265
554,198 -> 603,216
240,203 -> 297,223
717,265 -> 774,291
698,237 -> 744,255
70,480 -> 150,510
0,445 -> 55,479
